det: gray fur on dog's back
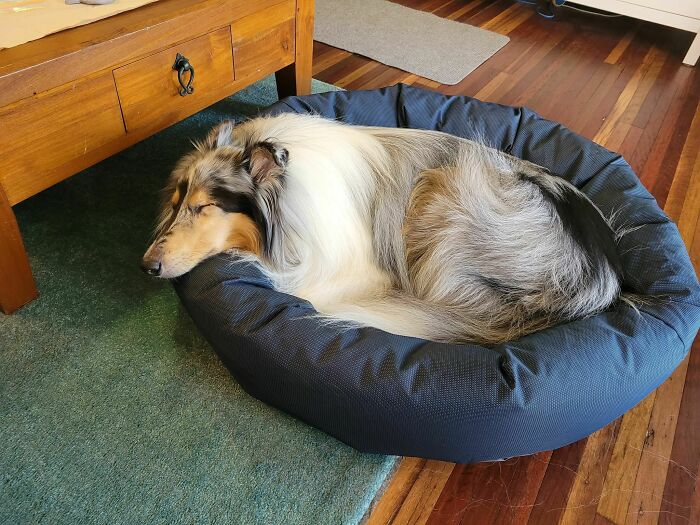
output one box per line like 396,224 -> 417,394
339,128 -> 623,344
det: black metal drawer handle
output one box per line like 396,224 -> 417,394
172,53 -> 195,97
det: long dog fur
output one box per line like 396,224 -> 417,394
148,113 -> 625,345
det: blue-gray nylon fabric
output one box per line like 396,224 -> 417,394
173,84 -> 700,463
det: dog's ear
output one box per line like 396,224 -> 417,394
199,120 -> 235,150
247,142 -> 288,184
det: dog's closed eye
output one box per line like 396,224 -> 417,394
192,203 -> 216,214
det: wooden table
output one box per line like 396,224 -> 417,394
0,0 -> 313,314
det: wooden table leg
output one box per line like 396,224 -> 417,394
276,0 -> 314,98
0,185 -> 38,314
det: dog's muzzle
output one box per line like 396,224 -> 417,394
140,257 -> 162,276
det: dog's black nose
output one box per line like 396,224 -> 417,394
140,259 -> 162,276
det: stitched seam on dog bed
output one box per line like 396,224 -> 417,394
638,308 -> 688,349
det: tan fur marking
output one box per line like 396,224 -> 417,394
185,189 -> 212,208
227,213 -> 262,256
404,168 -> 450,272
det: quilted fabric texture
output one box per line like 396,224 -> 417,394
173,84 -> 700,463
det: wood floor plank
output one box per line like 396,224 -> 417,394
500,8 -> 535,36
674,104 -> 700,263
312,46 -> 352,76
366,458 -> 433,525
605,26 -> 638,65
499,27 -> 576,108
671,182 -> 700,525
481,3 -> 533,35
466,0 -> 511,28
408,0 -> 454,13
411,78 -> 444,90
545,45 -> 616,127
658,336 -> 700,525
596,394 -> 656,524
630,57 -> 679,131
690,482 -> 700,525
664,102 -> 700,228
578,35 -> 650,138
474,71 -> 511,101
593,47 -> 662,147
429,0 -> 461,17
378,460 -> 454,525
617,125 -> 644,171
335,60 -> 384,88
528,440 -> 589,525
503,23 -> 567,76
528,45 -> 603,121
638,70 -> 697,206
624,64 -> 690,173
508,40 -> 575,109
559,420 -> 623,525
443,0 -> 489,20
654,97 -> 700,210
319,53 -> 377,87
623,358 -> 690,525
568,62 -> 625,137
426,453 -> 552,525
347,64 -> 411,91
619,51 -> 666,127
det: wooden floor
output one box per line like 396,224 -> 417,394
311,1 -> 700,524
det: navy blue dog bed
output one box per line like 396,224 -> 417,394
174,85 -> 700,463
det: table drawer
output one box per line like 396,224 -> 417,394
114,26 -> 234,134
0,71 -> 125,205
232,0 -> 296,80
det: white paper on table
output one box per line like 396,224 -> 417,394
0,0 -> 160,49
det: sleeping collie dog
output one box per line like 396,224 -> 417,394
142,113 -> 625,345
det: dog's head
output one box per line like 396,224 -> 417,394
141,120 -> 287,278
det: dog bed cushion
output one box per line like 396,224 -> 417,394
173,84 -> 700,463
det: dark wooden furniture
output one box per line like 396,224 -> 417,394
0,0 -> 313,314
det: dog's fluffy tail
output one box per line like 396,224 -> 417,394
317,293 -> 452,341
316,292 -> 531,345
317,287 -> 643,345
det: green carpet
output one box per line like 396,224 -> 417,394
0,77 -> 396,525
